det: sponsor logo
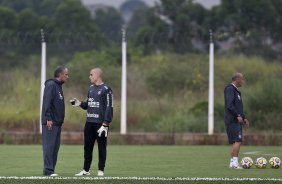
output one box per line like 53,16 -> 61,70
87,113 -> 99,118
88,101 -> 99,108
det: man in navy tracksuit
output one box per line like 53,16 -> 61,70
224,72 -> 250,169
71,68 -> 113,177
41,66 -> 69,176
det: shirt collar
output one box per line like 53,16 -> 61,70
231,83 -> 239,90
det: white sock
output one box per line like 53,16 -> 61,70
229,158 -> 233,167
233,157 -> 239,165
230,158 -> 233,163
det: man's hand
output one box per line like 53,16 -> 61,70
47,120 -> 53,130
97,124 -> 109,137
70,98 -> 81,107
244,119 -> 250,128
237,116 -> 244,124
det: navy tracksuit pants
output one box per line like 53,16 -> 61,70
42,125 -> 61,176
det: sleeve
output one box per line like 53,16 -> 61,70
42,82 -> 55,121
80,90 -> 89,110
103,88 -> 113,123
225,87 -> 240,117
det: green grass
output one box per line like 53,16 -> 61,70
1,145 -> 282,183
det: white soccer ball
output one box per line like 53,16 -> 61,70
255,157 -> 267,169
241,157 -> 253,169
269,157 -> 281,169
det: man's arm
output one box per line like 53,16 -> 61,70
97,87 -> 113,137
42,82 -> 55,121
42,82 -> 55,128
103,88 -> 113,124
225,87 -> 240,117
71,91 -> 89,110
80,90 -> 89,110
225,87 -> 245,124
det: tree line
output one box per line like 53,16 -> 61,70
0,0 -> 282,60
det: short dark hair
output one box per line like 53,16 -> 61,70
54,66 -> 66,78
231,72 -> 243,81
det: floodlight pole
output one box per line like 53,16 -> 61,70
208,29 -> 214,135
120,28 -> 127,135
39,29 -> 46,134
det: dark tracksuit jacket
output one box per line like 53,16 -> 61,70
41,79 -> 65,126
80,83 -> 113,124
224,83 -> 245,125
41,79 -> 65,175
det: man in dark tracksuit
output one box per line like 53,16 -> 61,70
224,72 -> 249,169
71,68 -> 113,177
41,66 -> 69,176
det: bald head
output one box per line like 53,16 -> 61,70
91,68 -> 103,77
231,72 -> 244,87
89,68 -> 103,85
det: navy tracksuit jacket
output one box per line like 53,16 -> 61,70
224,83 -> 245,125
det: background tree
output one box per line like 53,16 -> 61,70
129,0 -> 210,54
49,0 -> 107,53
210,0 -> 282,59
94,7 -> 124,44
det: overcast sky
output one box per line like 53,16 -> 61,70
81,0 -> 221,9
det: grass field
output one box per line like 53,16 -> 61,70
1,145 -> 282,183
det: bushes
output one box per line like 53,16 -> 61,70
145,54 -> 208,97
1,53 -> 282,133
0,69 -> 40,130
245,78 -> 282,131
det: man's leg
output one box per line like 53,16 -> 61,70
232,142 -> 241,157
226,124 -> 233,167
227,123 -> 242,168
96,124 -> 107,172
42,125 -> 57,175
83,122 -> 95,172
231,142 -> 241,166
230,123 -> 243,168
53,126 -> 61,172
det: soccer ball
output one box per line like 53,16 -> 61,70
255,157 -> 267,169
241,157 -> 253,169
269,157 -> 281,169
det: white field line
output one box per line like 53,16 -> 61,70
243,151 -> 280,157
0,176 -> 282,181
243,151 -> 261,155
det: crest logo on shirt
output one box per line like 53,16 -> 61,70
98,90 -> 102,95
237,94 -> 241,100
58,92 -> 63,100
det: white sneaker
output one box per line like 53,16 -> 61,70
75,170 -> 90,176
97,170 -> 104,176
50,173 -> 58,177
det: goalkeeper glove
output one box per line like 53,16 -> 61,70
70,98 -> 81,107
97,125 -> 109,137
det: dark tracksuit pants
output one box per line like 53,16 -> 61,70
83,122 -> 107,172
42,125 -> 61,175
